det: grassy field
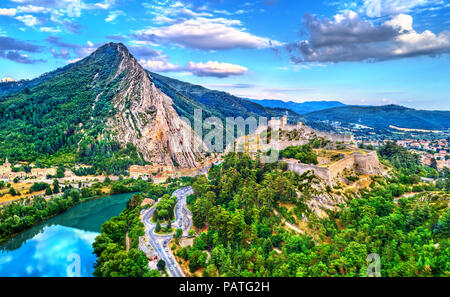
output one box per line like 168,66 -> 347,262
0,182 -> 45,204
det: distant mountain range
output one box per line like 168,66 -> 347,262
246,98 -> 346,114
247,99 -> 450,131
304,105 -> 450,131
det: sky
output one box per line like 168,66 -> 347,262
0,0 -> 449,110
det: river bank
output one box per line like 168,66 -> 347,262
0,192 -> 135,277
0,192 -> 128,244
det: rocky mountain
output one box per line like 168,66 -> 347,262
305,105 -> 450,130
0,43 -> 299,171
246,99 -> 346,114
100,44 -> 206,168
0,43 -> 205,169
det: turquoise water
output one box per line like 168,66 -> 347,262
0,193 -> 134,277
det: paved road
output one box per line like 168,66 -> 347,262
141,186 -> 194,277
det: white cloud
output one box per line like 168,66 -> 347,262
362,0 -> 443,16
213,9 -> 233,16
186,61 -> 248,78
105,10 -> 125,22
15,15 -> 42,27
214,9 -> 249,16
331,0 -> 446,17
7,0 -> 116,20
140,58 -> 248,78
90,0 -> 116,10
140,59 -> 181,72
17,5 -> 52,14
144,0 -> 212,22
39,26 -> 61,32
134,17 -> 282,50
384,13 -> 414,31
0,8 -> 17,16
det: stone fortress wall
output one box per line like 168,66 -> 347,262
275,120 -> 354,144
286,162 -> 331,182
250,116 -> 382,185
287,151 -> 382,185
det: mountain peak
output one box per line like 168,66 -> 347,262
96,42 -> 129,53
87,42 -> 131,61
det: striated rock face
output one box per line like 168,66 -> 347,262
102,43 -> 205,168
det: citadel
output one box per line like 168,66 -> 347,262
237,116 -> 383,186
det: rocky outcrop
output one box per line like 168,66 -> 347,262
103,43 -> 205,168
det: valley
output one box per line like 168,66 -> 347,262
0,43 -> 448,279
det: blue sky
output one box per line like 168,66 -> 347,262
0,0 -> 449,110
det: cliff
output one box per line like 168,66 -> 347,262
100,43 -> 205,168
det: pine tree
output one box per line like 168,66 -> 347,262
45,186 -> 53,196
9,187 -> 17,196
53,179 -> 60,194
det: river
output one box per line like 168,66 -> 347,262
0,193 -> 134,277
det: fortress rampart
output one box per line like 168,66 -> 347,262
286,151 -> 382,185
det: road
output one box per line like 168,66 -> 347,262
141,186 -> 194,277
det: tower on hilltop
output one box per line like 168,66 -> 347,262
282,115 -> 288,127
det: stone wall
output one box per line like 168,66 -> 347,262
286,161 -> 332,184
328,156 -> 357,180
296,122 -> 354,143
353,151 -> 382,175
286,150 -> 382,185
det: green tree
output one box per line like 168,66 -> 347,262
56,166 -> 65,178
155,220 -> 161,233
8,187 -> 17,196
157,259 -> 166,271
52,179 -> 60,194
45,186 -> 53,196
175,228 -> 183,239
70,190 -> 81,203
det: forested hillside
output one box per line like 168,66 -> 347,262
175,153 -> 449,277
0,44 -> 148,175
0,44 -> 122,161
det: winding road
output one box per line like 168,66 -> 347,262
141,186 -> 194,277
